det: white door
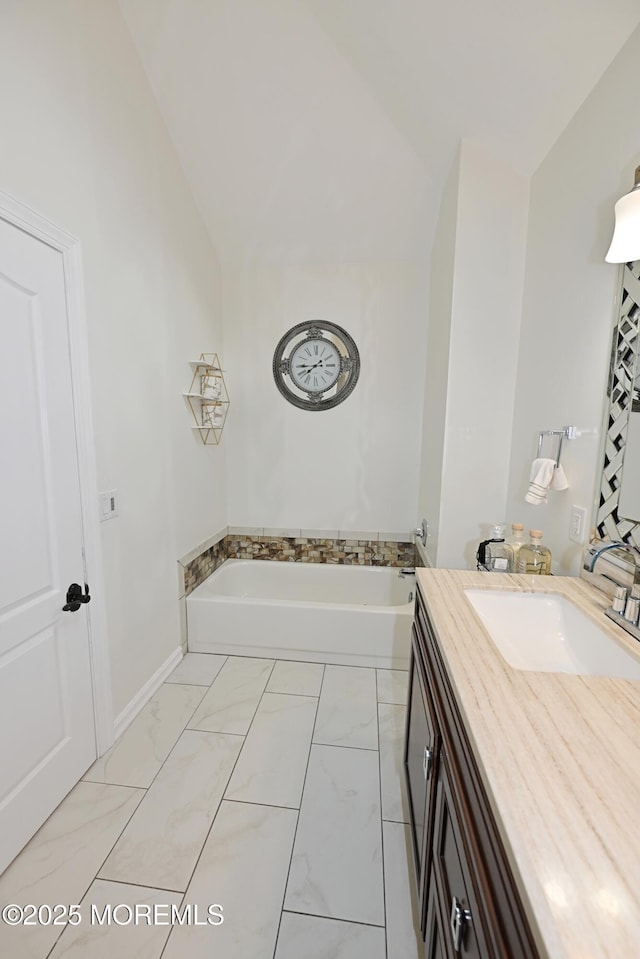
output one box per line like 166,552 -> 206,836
0,214 -> 96,872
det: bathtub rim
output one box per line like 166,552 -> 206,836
187,557 -> 414,613
185,557 -> 413,669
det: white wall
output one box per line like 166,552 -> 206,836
0,0 -> 226,715
506,24 -> 640,574
119,0 -> 433,265
223,261 -> 427,535
417,152 -> 460,565
418,142 -> 529,568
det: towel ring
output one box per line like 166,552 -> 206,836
537,426 -> 577,468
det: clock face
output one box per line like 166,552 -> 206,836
272,321 -> 360,411
289,337 -> 341,393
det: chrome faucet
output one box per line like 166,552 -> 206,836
585,540 -> 640,644
585,539 -> 640,574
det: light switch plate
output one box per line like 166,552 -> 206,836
569,504 -> 588,544
99,489 -> 118,522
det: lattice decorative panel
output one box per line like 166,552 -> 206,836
596,261 -> 640,546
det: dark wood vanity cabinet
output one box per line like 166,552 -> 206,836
404,588 -> 540,959
405,626 -> 439,901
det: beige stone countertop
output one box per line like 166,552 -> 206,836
415,568 -> 640,959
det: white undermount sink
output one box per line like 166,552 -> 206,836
464,589 -> 640,679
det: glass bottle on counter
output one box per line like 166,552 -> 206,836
506,523 -> 526,566
484,524 -> 515,573
517,529 -> 552,575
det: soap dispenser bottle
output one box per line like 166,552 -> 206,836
506,523 -> 526,565
517,529 -> 552,575
484,524 -> 514,572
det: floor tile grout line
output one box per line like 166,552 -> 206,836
281,907 -> 386,930
311,663 -> 380,751
83,875 -> 189,895
150,735 -> 251,913
269,794 -> 309,959
154,796 -> 236,957
201,657 -> 324,958
272,665 -> 325,959
305,741 -> 379,755
94,724 -> 246,889
43,921 -> 68,959
159,887 -> 190,959
309,661 -> 327,745
265,660 -> 325,698
99,740 -> 255,896
263,688 -> 322,698
134,656 -> 277,908
159,858 -> 196,959
225,656 -> 277,743
39,665 -> 232,959
165,652 -> 230,688
219,659 -> 318,807
176,656 -> 230,730
376,684 -> 390,959
82,680 -> 211,790
224,798 -> 302,812
376,666 -> 409,709
154,658 -> 289,911
81,727 -> 246,791
91,783 -> 155,887
80,778 -> 148,789
164,678 -> 220,687
186,656 -> 277,738
42,782 -> 151,959
311,741 -> 379,752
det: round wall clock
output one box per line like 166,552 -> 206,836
272,320 -> 360,411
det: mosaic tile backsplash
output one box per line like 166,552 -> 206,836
183,538 -> 227,596
183,535 -> 417,597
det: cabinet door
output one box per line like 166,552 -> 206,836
431,754 -> 488,959
414,585 -> 539,959
404,628 -> 439,904
424,873 -> 452,959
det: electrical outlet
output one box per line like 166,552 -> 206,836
99,489 -> 118,522
569,504 -> 587,544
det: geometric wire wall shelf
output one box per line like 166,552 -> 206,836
596,261 -> 640,547
183,353 -> 230,445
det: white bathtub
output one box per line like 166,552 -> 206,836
186,559 -> 413,669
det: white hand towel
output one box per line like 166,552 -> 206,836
550,463 -> 569,491
525,458 -> 556,505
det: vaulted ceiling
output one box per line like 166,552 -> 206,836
119,0 -> 640,262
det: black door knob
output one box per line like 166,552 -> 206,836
63,583 -> 91,612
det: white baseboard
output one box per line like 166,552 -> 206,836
112,646 -> 184,743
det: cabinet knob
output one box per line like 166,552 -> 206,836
450,896 -> 472,952
423,745 -> 433,780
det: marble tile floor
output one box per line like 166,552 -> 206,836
0,655 -> 421,959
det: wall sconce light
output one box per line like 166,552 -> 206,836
606,165 -> 640,263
